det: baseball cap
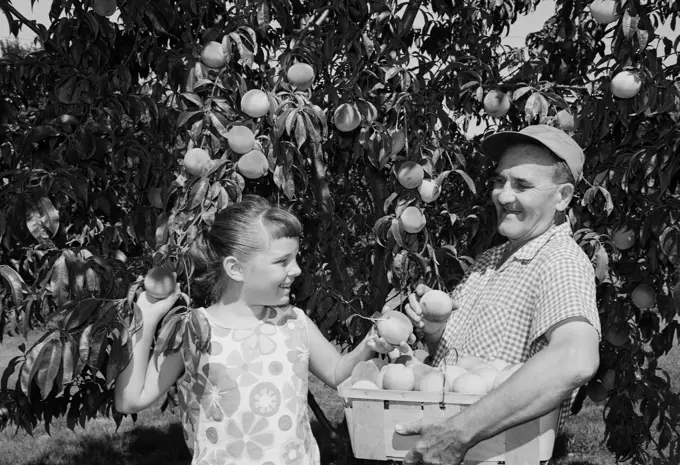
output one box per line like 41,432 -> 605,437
480,124 -> 584,182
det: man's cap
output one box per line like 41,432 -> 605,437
480,124 -> 584,182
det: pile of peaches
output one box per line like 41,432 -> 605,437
355,291 -> 524,395
351,350 -> 524,395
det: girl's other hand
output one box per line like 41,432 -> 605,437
137,282 -> 183,324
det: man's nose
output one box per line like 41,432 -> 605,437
496,182 -> 515,205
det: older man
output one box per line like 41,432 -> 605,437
397,124 -> 601,465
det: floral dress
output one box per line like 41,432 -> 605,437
176,305 -> 321,465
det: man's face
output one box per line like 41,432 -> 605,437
491,144 -> 567,248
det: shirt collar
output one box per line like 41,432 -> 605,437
501,221 -> 573,262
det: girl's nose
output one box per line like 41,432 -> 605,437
289,260 -> 301,278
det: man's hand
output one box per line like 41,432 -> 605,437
396,416 -> 469,465
398,283 -> 432,331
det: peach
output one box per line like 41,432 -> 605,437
144,267 -> 176,302
382,364 -> 416,391
376,311 -> 413,345
488,358 -> 511,372
352,380 -> 380,390
455,354 -> 487,371
419,290 -> 454,322
416,370 -> 445,392
444,365 -> 468,392
451,372 -> 488,395
350,360 -> 380,386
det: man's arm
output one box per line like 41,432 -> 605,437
397,319 -> 600,465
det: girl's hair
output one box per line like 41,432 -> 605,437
189,195 -> 302,303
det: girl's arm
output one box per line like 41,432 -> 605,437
114,291 -> 185,414
306,314 -> 405,389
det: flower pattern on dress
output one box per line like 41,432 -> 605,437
193,363 -> 240,421
225,412 -> 275,460
225,349 -> 262,386
282,381 -> 302,413
249,382 -> 282,417
232,321 -> 278,356
178,306 -> 320,464
285,333 -> 310,380
281,438 -> 306,465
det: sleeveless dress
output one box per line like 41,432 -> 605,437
176,305 -> 321,465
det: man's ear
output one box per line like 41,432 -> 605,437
555,183 -> 575,212
222,256 -> 244,282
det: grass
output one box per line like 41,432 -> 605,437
1,333 -> 678,465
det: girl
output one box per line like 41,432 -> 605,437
114,195 -> 410,465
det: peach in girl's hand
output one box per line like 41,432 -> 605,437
143,267 -> 177,303
376,311 -> 413,345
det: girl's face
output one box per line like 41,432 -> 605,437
240,236 -> 301,307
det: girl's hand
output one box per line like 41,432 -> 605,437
365,320 -> 415,354
137,283 -> 183,324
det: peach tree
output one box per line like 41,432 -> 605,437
0,0 -> 679,463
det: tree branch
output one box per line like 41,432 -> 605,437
1,2 -> 44,42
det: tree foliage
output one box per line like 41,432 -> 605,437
0,0 -> 679,462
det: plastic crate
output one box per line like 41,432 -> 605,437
337,378 -> 559,464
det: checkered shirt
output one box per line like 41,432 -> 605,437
432,221 -> 601,432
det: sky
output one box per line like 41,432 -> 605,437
1,0 -> 558,46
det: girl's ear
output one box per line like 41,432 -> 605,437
222,256 -> 244,282
555,182 -> 575,212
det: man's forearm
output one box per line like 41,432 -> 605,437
448,344 -> 596,448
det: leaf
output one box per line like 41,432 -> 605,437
20,331 -> 57,396
593,244 -> 609,282
25,196 -> 54,248
50,254 -> 70,307
637,29 -> 649,50
659,226 -> 680,267
180,92 -> 204,108
512,86 -> 533,101
177,110 -> 201,128
385,66 -> 401,82
154,313 -> 184,357
389,218 -> 405,247
273,165 -> 295,200
209,111 -> 230,139
524,92 -> 549,124
622,12 -> 639,39
35,337 -> 63,399
78,324 -> 94,369
285,109 -> 297,136
294,114 -> 307,149
362,32 -> 374,57
35,196 -> 59,236
1,355 -> 22,391
0,265 -> 27,306
453,170 -> 476,195
190,310 -> 212,352
65,299 -> 101,331
189,178 -> 210,209
61,336 -> 77,387
256,1 -> 270,29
